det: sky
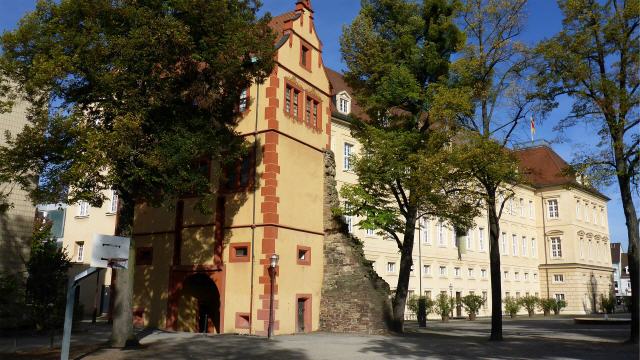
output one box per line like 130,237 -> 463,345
0,0 -> 634,250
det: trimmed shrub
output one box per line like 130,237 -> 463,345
600,294 -> 615,314
518,295 -> 539,317
461,294 -> 485,320
503,296 -> 521,318
435,293 -> 453,322
538,298 -> 556,316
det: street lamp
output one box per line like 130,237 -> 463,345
449,283 -> 454,318
268,254 -> 279,339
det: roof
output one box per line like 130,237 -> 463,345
514,145 -> 609,200
325,68 -> 368,121
611,243 -> 621,264
621,253 -> 630,278
268,11 -> 300,36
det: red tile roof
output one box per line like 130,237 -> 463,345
325,68 -> 368,121
514,145 -> 608,200
611,243 -> 621,264
268,11 -> 300,36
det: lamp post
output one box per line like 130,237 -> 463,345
268,253 -> 279,339
449,283 -> 454,318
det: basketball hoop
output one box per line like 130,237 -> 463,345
103,257 -> 128,269
91,235 -> 130,269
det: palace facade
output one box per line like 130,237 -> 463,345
328,70 -> 614,317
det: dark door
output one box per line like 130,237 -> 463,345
297,299 -> 306,333
456,292 -> 462,317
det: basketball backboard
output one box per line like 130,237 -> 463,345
90,234 -> 130,269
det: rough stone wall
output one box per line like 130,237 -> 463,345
319,150 -> 391,334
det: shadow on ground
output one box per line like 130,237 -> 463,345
82,332 -> 309,360
358,331 -> 638,360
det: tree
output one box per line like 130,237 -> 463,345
518,294 -> 539,317
0,0 -> 275,346
534,0 -> 639,343
25,219 -> 71,335
461,293 -> 485,320
340,0 -> 480,332
452,0 -> 536,341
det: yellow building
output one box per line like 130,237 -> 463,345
0,94 -> 35,274
55,190 -> 119,318
132,0 -> 329,335
327,70 -> 613,318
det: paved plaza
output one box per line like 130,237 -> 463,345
1,317 -> 638,359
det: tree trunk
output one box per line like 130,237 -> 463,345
390,207 -> 418,333
110,194 -> 138,348
617,172 -> 639,344
487,197 -> 503,341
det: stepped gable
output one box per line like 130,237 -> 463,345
319,151 -> 391,334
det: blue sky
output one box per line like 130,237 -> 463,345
0,0 -> 634,250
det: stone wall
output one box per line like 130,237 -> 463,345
319,150 -> 391,334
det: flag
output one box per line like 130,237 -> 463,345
530,115 -> 536,141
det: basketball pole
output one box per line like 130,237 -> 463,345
60,267 -> 102,360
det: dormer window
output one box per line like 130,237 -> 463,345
336,91 -> 351,115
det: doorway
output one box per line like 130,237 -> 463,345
456,292 -> 462,317
182,273 -> 221,333
296,296 -> 311,333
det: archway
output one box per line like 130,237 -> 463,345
181,273 -> 221,333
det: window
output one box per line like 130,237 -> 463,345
423,264 -> 431,276
514,272 -> 520,281
468,268 -> 474,278
387,262 -> 396,273
533,273 -> 538,280
501,232 -> 507,254
600,208 -> 605,226
78,201 -> 89,217
285,85 -> 301,118
222,152 -> 255,192
547,199 -> 559,218
425,290 -> 432,299
135,247 -> 153,266
503,271 -> 509,280
439,266 -> 447,276
551,237 -> 562,258
519,198 -> 524,216
451,227 -> 456,247
338,94 -> 351,114
343,202 -> 353,233
553,274 -> 564,283
343,143 -> 353,171
524,272 -> 529,281
109,190 -> 118,214
297,246 -> 311,265
509,198 -> 514,215
421,218 -> 431,245
239,88 -> 248,112
478,228 -> 485,251
466,230 -> 472,250
592,206 -> 597,225
522,236 -> 527,256
579,237 -> 585,258
454,267 -> 461,277
529,200 -> 534,219
365,228 -> 375,236
305,96 -> 320,128
76,242 -> 84,262
438,222 -> 445,246
554,293 -> 565,301
230,243 -> 251,263
481,269 -> 487,278
589,240 -> 593,258
512,234 -> 518,256
516,292 -> 520,298
300,44 -> 310,69
584,202 -> 589,222
531,238 -> 536,256
576,200 -> 581,219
